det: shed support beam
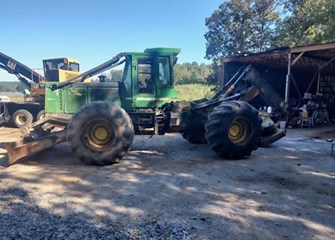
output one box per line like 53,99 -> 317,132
291,74 -> 302,98
319,57 -> 335,70
291,52 -> 305,66
317,72 -> 321,93
221,63 -> 225,87
306,71 -> 319,93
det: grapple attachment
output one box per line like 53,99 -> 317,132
259,115 -> 286,147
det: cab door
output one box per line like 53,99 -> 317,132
133,57 -> 157,108
156,57 -> 177,106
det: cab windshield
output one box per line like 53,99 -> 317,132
44,59 -> 79,72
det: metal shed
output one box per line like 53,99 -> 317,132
221,42 -> 335,120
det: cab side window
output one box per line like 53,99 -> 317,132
158,57 -> 171,86
69,62 -> 79,72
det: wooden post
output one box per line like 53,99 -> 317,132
221,63 -> 225,87
285,52 -> 292,103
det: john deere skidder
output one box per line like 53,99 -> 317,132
2,48 -> 286,166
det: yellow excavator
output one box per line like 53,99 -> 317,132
0,52 -> 86,127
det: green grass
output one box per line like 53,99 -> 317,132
175,84 -> 214,101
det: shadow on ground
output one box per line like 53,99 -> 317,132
0,127 -> 335,239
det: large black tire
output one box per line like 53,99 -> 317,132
262,124 -> 278,137
181,129 -> 207,144
205,101 -> 262,159
181,111 -> 207,144
36,110 -> 46,121
67,101 -> 134,165
11,109 -> 33,128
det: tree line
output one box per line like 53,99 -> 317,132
173,62 -> 211,85
0,82 -> 23,92
0,61 -> 213,92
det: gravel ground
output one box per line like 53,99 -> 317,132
0,125 -> 334,239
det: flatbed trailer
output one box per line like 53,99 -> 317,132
0,101 -> 44,127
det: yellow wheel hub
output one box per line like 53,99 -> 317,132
229,123 -> 241,138
93,126 -> 109,142
86,120 -> 115,148
228,118 -> 249,144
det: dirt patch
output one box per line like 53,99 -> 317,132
0,125 -> 335,239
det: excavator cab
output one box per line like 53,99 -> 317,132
43,58 -> 80,82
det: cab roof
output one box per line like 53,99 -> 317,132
43,58 -> 80,64
125,48 -> 181,57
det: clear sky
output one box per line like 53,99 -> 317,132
0,0 -> 222,81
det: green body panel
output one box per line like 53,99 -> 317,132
45,82 -> 121,113
63,87 -> 87,112
156,87 -> 177,106
45,48 -> 180,114
45,84 -> 63,113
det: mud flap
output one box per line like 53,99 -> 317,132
259,129 -> 286,147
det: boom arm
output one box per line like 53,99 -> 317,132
0,51 -> 44,91
50,53 -> 125,90
241,65 -> 287,112
192,65 -> 287,112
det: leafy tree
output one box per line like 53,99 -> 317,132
109,69 -> 124,82
173,62 -> 212,85
104,69 -> 124,82
275,0 -> 335,47
205,0 -> 281,61
206,62 -> 222,86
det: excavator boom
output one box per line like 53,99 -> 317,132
0,51 -> 45,90
50,53 -> 125,90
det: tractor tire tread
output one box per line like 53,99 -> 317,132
11,109 -> 33,128
67,101 -> 134,165
205,101 -> 261,159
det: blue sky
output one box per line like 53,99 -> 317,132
0,0 -> 222,81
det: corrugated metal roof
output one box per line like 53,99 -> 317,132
222,42 -> 335,75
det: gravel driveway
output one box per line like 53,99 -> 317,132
0,126 -> 334,239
